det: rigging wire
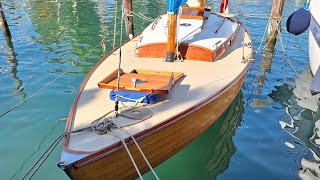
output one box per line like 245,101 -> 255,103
114,0 -> 125,116
0,39 -> 105,118
112,0 -> 118,50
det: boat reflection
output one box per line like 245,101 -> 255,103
144,92 -> 244,179
268,67 -> 320,179
207,92 -> 244,178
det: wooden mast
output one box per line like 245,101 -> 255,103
166,13 -> 177,62
199,0 -> 204,7
166,0 -> 204,62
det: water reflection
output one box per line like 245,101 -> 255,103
256,48 -> 274,95
4,35 -> 26,99
207,93 -> 244,178
144,92 -> 244,179
268,67 -> 320,179
27,0 -> 109,74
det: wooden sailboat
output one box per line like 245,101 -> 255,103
58,0 -> 253,179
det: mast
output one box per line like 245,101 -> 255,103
166,13 -> 176,62
165,0 -> 187,62
199,0 -> 204,7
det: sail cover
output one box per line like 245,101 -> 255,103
167,0 -> 187,14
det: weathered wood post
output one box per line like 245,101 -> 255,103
266,0 -> 285,49
257,0 -> 284,94
123,0 -> 134,39
0,1 -> 11,40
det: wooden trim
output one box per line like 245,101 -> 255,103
136,17 -> 241,61
136,43 -> 213,61
63,34 -> 141,150
180,15 -> 205,20
65,62 -> 251,179
215,22 -> 241,59
181,7 -> 205,11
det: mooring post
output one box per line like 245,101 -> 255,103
0,1 -> 11,39
266,0 -> 285,49
123,0 -> 134,39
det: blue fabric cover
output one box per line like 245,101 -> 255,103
166,0 -> 187,14
286,8 -> 311,35
109,90 -> 161,104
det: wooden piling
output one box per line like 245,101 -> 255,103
0,1 -> 11,39
266,0 -> 285,49
123,0 -> 134,39
257,0 -> 284,94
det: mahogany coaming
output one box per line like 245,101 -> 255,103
135,43 -> 213,61
64,63 -> 249,180
136,23 -> 240,61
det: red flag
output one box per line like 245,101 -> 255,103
220,0 -> 228,13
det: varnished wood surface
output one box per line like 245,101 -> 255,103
166,14 -> 176,54
136,43 -> 213,61
66,68 -> 247,180
98,73 -> 173,94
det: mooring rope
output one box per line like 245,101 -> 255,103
89,107 -> 159,180
125,10 -> 155,22
0,39 -> 105,118
277,29 -> 309,89
255,17 -> 281,54
21,132 -> 68,180
108,130 -> 144,180
113,123 -> 160,180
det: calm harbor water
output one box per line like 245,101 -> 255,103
0,0 -> 317,179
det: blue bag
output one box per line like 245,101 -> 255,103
109,90 -> 161,104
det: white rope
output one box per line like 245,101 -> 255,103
0,39 -> 105,118
113,124 -> 160,180
108,130 -> 144,180
255,18 -> 281,54
89,111 -> 159,180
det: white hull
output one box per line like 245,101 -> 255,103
309,0 -> 320,75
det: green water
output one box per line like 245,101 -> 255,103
0,0 -> 317,179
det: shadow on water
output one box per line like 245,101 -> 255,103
143,92 -> 244,180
